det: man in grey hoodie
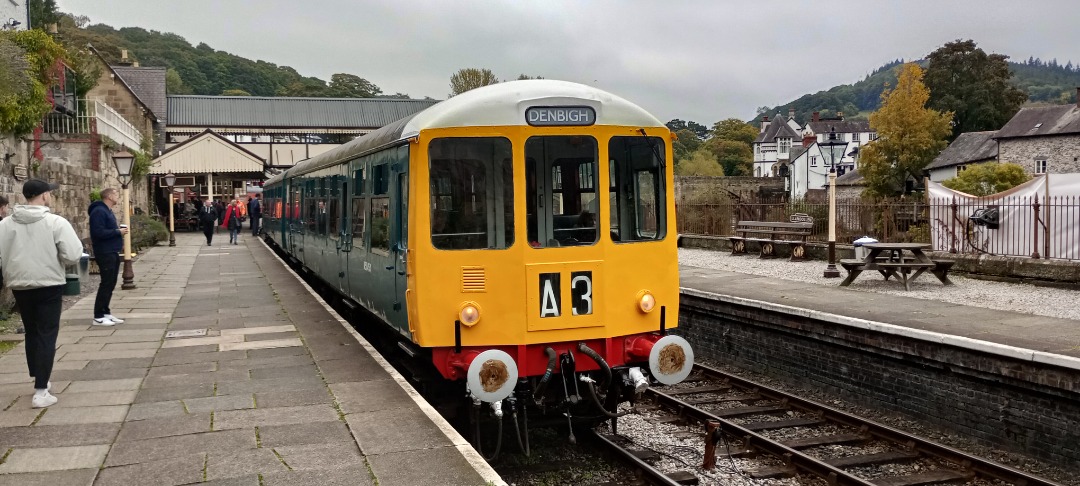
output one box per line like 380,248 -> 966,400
0,179 -> 84,408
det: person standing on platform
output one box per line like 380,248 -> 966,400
0,179 -> 83,408
222,198 -> 242,245
200,197 -> 217,246
88,188 -> 128,326
248,193 -> 261,236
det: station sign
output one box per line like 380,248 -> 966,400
525,106 -> 596,126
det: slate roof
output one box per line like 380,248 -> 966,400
834,168 -> 865,186
995,104 -> 1080,139
925,131 -> 997,170
788,146 -> 808,162
806,120 -> 872,134
167,96 -> 440,128
112,67 -> 167,123
753,115 -> 800,143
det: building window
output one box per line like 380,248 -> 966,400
957,165 -> 966,172
810,156 -> 817,167
1035,158 -> 1047,174
851,132 -> 860,143
778,138 -> 791,154
869,133 -> 879,141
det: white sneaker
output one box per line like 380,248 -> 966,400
93,317 -> 117,326
104,314 -> 125,324
32,391 -> 57,408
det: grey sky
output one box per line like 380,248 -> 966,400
57,0 -> 1075,125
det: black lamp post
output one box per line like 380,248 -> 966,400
820,127 -> 847,278
164,172 -> 176,247
112,150 -> 137,290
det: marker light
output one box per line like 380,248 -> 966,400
459,302 -> 481,326
638,291 -> 656,313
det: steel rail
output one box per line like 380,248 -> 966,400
691,363 -> 1063,486
586,430 -> 684,486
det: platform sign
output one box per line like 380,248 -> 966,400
0,1 -> 28,31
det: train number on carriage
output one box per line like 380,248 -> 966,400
539,271 -> 593,318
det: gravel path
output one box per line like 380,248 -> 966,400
679,248 -> 1080,321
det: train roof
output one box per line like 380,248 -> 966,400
266,80 -> 664,184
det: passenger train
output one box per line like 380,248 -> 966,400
262,80 -> 693,442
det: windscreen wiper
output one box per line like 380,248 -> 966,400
638,129 -> 666,169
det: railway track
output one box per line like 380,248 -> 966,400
592,363 -> 1064,486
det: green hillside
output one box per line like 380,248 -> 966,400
754,58 -> 1080,124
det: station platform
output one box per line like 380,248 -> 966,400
679,264 -> 1080,366
0,232 -> 504,486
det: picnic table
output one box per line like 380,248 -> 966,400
838,242 -> 954,291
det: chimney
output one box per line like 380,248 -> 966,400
803,133 -> 816,147
761,115 -> 770,132
812,111 -> 820,122
121,49 -> 128,61
788,107 -> 796,120
836,111 -> 844,120
133,61 -> 139,68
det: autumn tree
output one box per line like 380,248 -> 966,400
328,73 -> 382,98
710,118 -> 758,145
674,148 -> 724,176
859,63 -> 953,197
671,129 -> 702,168
923,40 -> 1027,140
942,163 -> 1030,196
449,68 -> 499,96
705,138 -> 753,176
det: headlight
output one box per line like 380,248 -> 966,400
637,290 -> 656,313
459,302 -> 481,326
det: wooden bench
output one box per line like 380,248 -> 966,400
730,214 -> 814,261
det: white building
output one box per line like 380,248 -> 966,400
925,131 -> 997,182
753,110 -> 877,190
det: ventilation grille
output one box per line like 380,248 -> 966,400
461,266 -> 486,293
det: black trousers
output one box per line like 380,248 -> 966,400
203,225 -> 214,245
13,285 -> 63,390
94,252 -> 120,319
250,216 -> 260,235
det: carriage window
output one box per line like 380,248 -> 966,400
370,197 -> 390,255
525,136 -> 599,248
428,137 -> 514,250
328,196 -> 339,238
351,198 -> 366,250
609,136 -> 666,242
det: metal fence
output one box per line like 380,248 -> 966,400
677,192 -> 1080,260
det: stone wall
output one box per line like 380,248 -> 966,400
999,134 -> 1080,174
675,176 -> 786,203
85,65 -> 155,139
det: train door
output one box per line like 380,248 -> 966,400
391,170 -> 408,323
333,174 -> 350,295
287,179 -> 301,257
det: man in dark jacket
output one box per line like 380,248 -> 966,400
248,193 -> 261,236
88,188 -> 128,326
199,197 -> 217,246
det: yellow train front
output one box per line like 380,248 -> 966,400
263,80 -> 692,419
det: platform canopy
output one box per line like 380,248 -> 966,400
149,129 -> 265,175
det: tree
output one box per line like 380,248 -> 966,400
449,68 -> 498,96
328,73 -> 382,98
705,138 -> 753,176
710,118 -> 758,145
672,129 -> 702,168
923,40 -> 1027,140
0,37 -> 31,100
28,0 -> 61,30
165,68 -> 192,94
859,63 -> 953,197
516,74 -> 544,80
675,148 -> 724,176
0,29 -> 65,134
221,89 -> 251,96
941,163 -> 1030,196
666,119 -> 709,140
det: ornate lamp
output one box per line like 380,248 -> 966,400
164,172 -> 177,247
112,149 -> 137,289
819,127 -> 847,278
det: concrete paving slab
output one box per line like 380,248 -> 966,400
215,355 -> 313,372
115,412 -> 212,442
64,378 -> 143,393
0,444 -> 110,473
0,409 -> 43,427
77,334 -> 161,344
253,388 -> 333,409
205,448 -> 288,481
52,390 -> 137,408
134,383 -> 215,404
273,442 -> 364,470
330,380 -> 412,415
93,452 -> 205,486
346,407 -> 455,455
0,469 -> 97,486
256,420 -> 355,448
243,332 -> 301,342
182,394 -> 255,413
142,369 -> 250,388
216,377 -> 324,396
218,338 -> 303,352
59,349 -> 157,361
161,335 -> 244,349
366,446 -> 487,486
49,367 -> 147,382
248,364 -> 318,381
37,405 -> 129,425
152,350 -> 248,367
145,362 -> 217,378
101,342 -> 161,351
125,400 -> 186,421
104,429 -> 255,467
213,404 -> 340,430
261,463 -> 374,486
220,325 -> 296,336
82,358 -> 154,370
245,346 -> 308,359
0,423 -> 119,448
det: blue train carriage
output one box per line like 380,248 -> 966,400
262,80 -> 693,413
